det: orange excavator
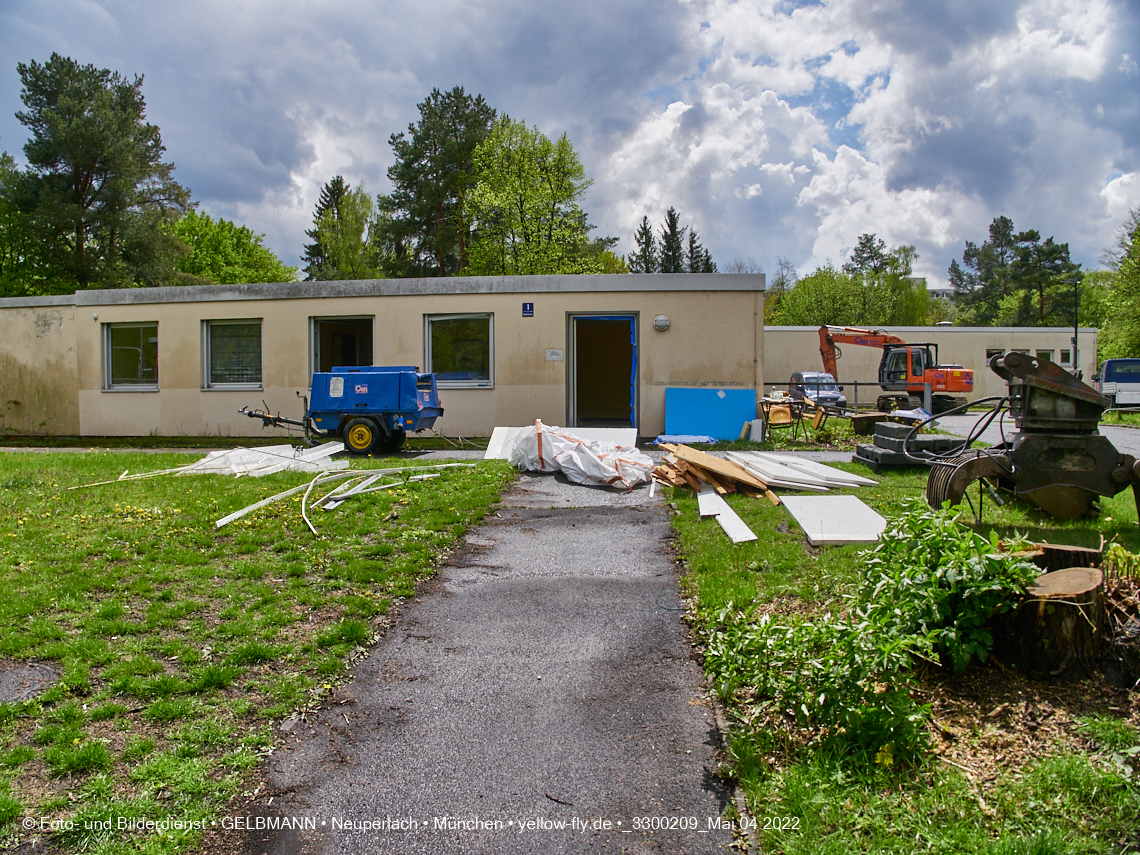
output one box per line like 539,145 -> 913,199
818,325 -> 974,414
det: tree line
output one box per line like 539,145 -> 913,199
766,212 -> 1140,362
0,55 -> 716,295
299,88 -> 718,281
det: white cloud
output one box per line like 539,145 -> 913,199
1102,172 -> 1140,226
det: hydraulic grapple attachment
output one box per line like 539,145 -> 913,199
926,351 -> 1140,520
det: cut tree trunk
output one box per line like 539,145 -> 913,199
1001,567 -> 1105,681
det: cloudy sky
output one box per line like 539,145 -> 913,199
1,0 -> 1137,286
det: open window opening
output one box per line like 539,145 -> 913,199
312,317 -> 374,373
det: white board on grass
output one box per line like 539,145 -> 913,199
697,484 -> 721,517
696,487 -> 757,543
724,451 -> 830,492
760,453 -> 877,486
484,426 -> 639,460
780,495 -> 886,546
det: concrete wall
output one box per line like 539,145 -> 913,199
1,274 -> 765,438
0,297 -> 80,435
765,326 -> 1098,403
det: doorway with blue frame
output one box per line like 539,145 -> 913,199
568,313 -> 638,429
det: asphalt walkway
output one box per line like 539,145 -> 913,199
230,471 -> 730,855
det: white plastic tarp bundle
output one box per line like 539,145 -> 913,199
507,420 -> 653,490
176,443 -> 348,477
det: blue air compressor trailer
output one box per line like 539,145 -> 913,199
240,365 -> 443,454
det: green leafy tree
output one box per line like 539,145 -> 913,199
581,235 -> 629,273
877,245 -> 930,326
172,210 -> 297,284
379,87 -> 496,277
11,53 -> 191,290
760,256 -> 794,320
302,175 -> 349,280
1097,209 -> 1140,360
464,117 -> 600,276
628,216 -> 658,273
927,295 -> 957,325
769,245 -> 929,327
313,185 -> 382,280
768,264 -> 860,325
0,151 -> 47,296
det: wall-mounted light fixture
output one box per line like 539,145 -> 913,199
653,314 -> 670,331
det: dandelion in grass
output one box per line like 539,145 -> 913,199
875,743 -> 895,767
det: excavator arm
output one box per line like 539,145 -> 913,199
817,325 -> 906,379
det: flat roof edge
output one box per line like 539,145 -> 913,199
0,294 -> 79,308
0,273 -> 764,308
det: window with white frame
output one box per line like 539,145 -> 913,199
204,320 -> 262,389
104,323 -> 159,389
424,314 -> 493,387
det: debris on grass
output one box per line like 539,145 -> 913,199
222,462 -> 478,533
69,442 -> 349,489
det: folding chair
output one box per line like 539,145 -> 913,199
763,402 -> 802,440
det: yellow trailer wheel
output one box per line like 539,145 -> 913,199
344,418 -> 378,455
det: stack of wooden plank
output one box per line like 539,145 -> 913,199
654,443 -> 782,505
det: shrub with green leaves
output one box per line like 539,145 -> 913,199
703,502 -> 1038,767
859,501 -> 1039,672
705,604 -> 931,766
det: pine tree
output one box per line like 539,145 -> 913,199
12,53 -> 191,290
628,216 -> 658,273
628,208 -> 716,274
379,87 -> 496,277
302,175 -> 349,281
658,207 -> 686,273
842,234 -> 888,277
686,229 -> 716,273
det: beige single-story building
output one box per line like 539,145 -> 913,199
0,274 -> 766,439
764,326 -> 1099,404
2,275 -> 1106,439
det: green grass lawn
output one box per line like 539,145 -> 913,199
0,451 -> 514,853
670,467 -> 1140,855
0,434 -> 489,451
1101,410 -> 1140,428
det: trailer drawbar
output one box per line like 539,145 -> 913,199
239,365 -> 443,455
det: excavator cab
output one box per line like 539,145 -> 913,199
880,345 -> 936,390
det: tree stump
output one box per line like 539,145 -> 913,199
1003,567 -> 1105,681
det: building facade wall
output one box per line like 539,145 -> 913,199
1,274 -> 765,438
765,326 -> 1098,403
0,298 -> 80,435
